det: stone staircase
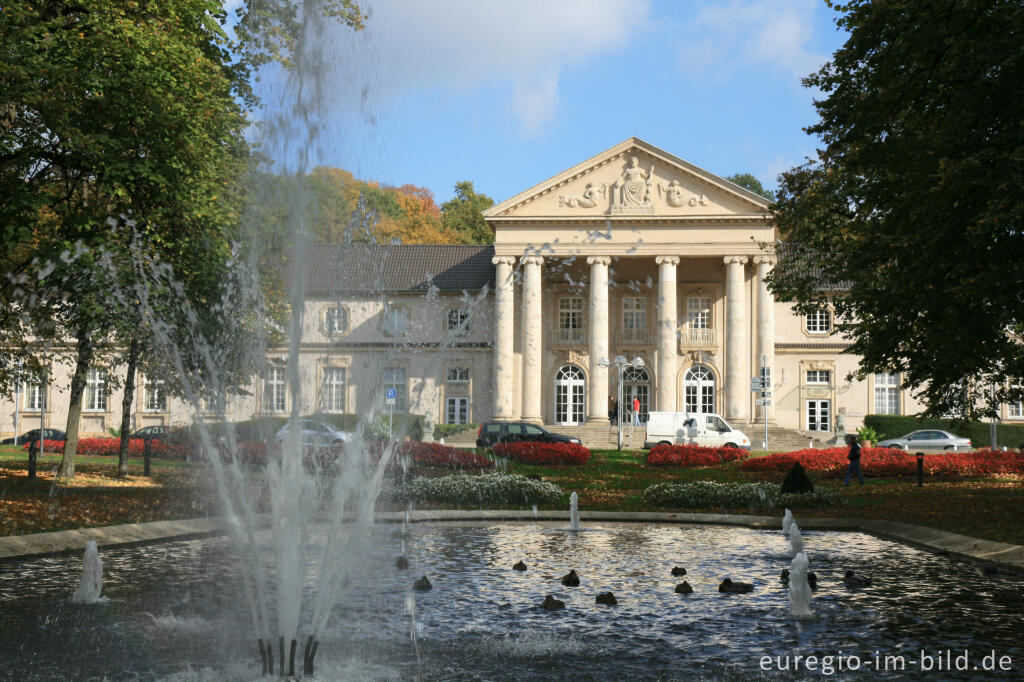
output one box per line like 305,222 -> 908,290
733,421 -> 835,452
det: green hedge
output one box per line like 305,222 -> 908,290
433,422 -> 479,440
864,415 -> 1024,449
230,413 -> 425,442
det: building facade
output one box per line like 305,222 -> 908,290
3,138 -> 1021,440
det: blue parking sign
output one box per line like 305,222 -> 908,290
385,388 -> 397,403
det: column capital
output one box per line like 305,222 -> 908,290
492,255 -> 516,266
655,255 -> 680,266
723,255 -> 749,265
521,255 -> 544,266
586,255 -> 611,266
752,255 -> 777,266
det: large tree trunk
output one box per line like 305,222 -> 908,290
59,330 -> 94,480
117,336 -> 140,477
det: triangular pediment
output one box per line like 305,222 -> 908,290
484,137 -> 771,221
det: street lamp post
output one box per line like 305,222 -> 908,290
598,354 -> 645,450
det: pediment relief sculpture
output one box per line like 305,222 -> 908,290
610,156 -> 655,214
558,182 -> 606,209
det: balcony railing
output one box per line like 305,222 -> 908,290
616,328 -> 652,346
681,327 -> 717,349
555,327 -> 587,346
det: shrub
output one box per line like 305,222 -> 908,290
433,423 -> 479,440
645,443 -> 749,468
864,415 -> 1024,450
780,462 -> 814,494
30,437 -> 194,460
394,441 -> 493,470
392,473 -> 562,507
642,480 -> 842,509
22,439 -> 65,452
740,448 -> 1024,478
492,441 -> 591,466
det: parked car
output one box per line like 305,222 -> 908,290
1,428 -> 66,445
877,429 -> 972,451
643,411 -> 751,450
275,420 -> 352,447
129,425 -> 170,441
475,421 -> 582,448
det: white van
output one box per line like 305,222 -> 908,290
643,412 -> 751,450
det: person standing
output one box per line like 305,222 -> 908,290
632,396 -> 641,426
844,434 -> 864,485
608,396 -> 618,425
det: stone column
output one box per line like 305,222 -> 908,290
521,255 -> 544,424
587,256 -> 611,424
655,256 -> 680,412
492,256 -> 517,420
724,256 -> 749,421
754,256 -> 776,421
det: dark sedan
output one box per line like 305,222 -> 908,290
1,428 -> 66,445
476,421 -> 582,448
129,425 -> 171,440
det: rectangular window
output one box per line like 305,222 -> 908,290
806,399 -> 831,431
446,368 -> 470,383
23,380 -> 46,411
687,297 -> 712,329
144,379 -> 167,412
262,366 -> 286,413
446,308 -> 469,333
382,367 -> 407,411
383,306 -> 408,336
85,368 -> 106,411
446,397 -> 469,424
622,297 -> 647,330
805,309 -> 831,334
322,367 -> 347,413
558,297 -> 586,344
325,306 -> 348,334
874,372 -> 900,415
1009,381 -> 1023,418
806,370 -> 831,385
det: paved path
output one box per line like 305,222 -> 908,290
2,511 -> 1022,574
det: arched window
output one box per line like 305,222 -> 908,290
683,365 -> 715,414
554,365 -> 585,425
623,366 -> 650,423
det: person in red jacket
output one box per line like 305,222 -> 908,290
632,396 -> 641,426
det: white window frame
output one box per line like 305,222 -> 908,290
805,308 -> 831,334
806,370 -> 831,385
687,296 -> 712,329
446,368 -> 470,383
322,366 -> 347,413
85,368 -> 107,412
262,366 -> 286,413
1009,380 -> 1023,418
558,297 -> 586,344
382,367 -> 407,412
622,296 -> 647,331
324,306 -> 348,335
445,396 -> 469,424
874,372 -> 900,415
144,378 -> 167,412
383,306 -> 408,336
446,308 -> 470,334
22,380 -> 46,412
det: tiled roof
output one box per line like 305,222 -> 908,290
305,244 -> 495,293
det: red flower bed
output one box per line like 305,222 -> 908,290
395,442 -> 493,469
645,443 -> 750,468
492,441 -> 591,466
25,437 -> 194,460
740,447 -> 1024,477
21,439 -> 66,452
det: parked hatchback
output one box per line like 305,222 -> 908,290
476,421 -> 582,448
275,420 -> 352,447
0,428 -> 66,445
877,429 -> 972,451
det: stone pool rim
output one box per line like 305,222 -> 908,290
2,510 -> 1022,574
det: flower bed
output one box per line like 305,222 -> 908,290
492,441 -> 591,466
392,473 -> 562,506
740,447 -> 1024,477
395,442 -> 493,470
642,480 -> 843,509
23,437 -> 193,460
645,443 -> 749,468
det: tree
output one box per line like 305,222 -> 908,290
770,0 -> 1024,419
725,173 -> 775,201
441,181 -> 495,244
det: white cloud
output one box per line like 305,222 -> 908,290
318,0 -> 649,136
677,0 -> 827,82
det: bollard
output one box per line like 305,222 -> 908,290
916,452 -> 924,487
144,438 -> 152,477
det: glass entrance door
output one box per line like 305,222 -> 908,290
554,365 -> 585,425
806,400 -> 831,431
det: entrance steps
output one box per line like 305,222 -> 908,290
733,422 -> 835,452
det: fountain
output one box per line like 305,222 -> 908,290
781,508 -> 794,535
70,540 -> 103,604
569,491 -> 580,531
788,552 -> 813,619
789,521 -> 805,557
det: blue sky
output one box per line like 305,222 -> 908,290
252,0 -> 850,205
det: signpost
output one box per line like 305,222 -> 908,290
385,388 -> 396,441
752,356 -> 771,450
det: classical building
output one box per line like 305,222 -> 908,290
3,138 -> 1022,441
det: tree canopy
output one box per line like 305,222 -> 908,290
725,173 -> 775,201
441,181 -> 495,244
770,0 -> 1024,418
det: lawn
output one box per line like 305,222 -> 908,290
1,444 -> 1022,547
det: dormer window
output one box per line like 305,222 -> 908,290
447,308 -> 470,333
324,306 -> 348,334
383,306 -> 408,336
